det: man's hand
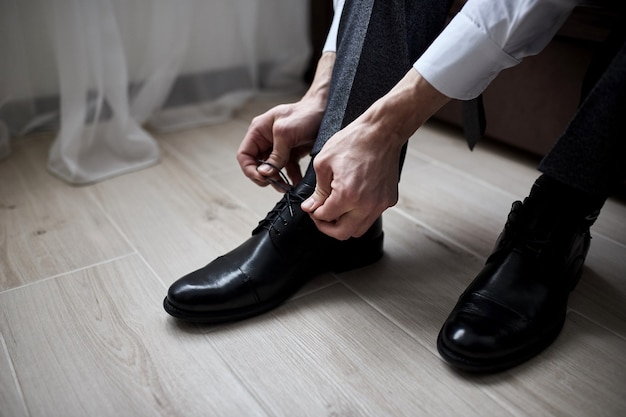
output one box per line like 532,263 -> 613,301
301,69 -> 450,239
237,102 -> 323,189
301,120 -> 404,240
237,53 -> 335,190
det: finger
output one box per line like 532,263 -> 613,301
301,185 -> 331,213
237,153 -> 271,186
257,126 -> 290,177
312,211 -> 370,241
237,130 -> 272,185
256,159 -> 293,193
285,160 -> 303,185
307,190 -> 349,221
301,157 -> 333,212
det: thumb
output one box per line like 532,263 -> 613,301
301,161 -> 332,212
300,155 -> 333,213
257,145 -> 288,176
301,186 -> 330,213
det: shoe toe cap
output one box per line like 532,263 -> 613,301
439,303 -> 533,362
440,312 -> 504,359
167,264 -> 258,313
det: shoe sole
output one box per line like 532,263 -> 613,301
163,295 -> 290,323
163,232 -> 385,323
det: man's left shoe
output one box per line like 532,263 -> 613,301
437,198 -> 597,372
163,181 -> 384,323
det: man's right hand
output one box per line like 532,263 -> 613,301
236,100 -> 324,190
236,52 -> 336,191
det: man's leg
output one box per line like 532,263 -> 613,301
539,45 -> 626,197
437,35 -> 626,372
303,0 -> 453,182
164,0 -> 452,323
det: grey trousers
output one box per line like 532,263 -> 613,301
540,33 -> 626,197
310,0 -> 452,158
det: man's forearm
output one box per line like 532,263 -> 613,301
301,52 -> 336,109
362,68 -> 451,147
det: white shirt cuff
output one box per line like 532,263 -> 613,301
414,13 -> 520,100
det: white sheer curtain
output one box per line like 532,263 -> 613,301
0,0 -> 310,184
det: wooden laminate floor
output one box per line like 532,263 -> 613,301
1,95 -> 625,417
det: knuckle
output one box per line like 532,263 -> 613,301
272,120 -> 289,137
250,114 -> 265,128
314,188 -> 330,199
312,155 -> 328,171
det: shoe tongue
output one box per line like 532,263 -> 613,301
522,194 -> 593,226
519,197 -> 559,239
290,181 -> 315,200
517,197 -> 584,257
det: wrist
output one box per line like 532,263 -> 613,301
301,52 -> 335,111
366,69 -> 450,146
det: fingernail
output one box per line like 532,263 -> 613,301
301,197 -> 314,210
258,164 -> 272,174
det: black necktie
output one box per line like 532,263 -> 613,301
462,95 -> 486,151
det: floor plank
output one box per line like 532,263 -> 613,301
396,155 -> 513,258
201,283 -> 513,417
340,209 -> 487,352
411,122 -> 626,246
155,119 -> 249,177
342,210 -> 626,417
90,143 -> 254,284
591,198 -> 626,247
468,312 -> 626,417
410,122 -> 539,201
0,255 -> 267,417
0,332 -> 28,417
0,135 -> 132,291
1,96 -> 624,417
570,234 -> 626,338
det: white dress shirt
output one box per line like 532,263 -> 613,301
323,0 -> 581,100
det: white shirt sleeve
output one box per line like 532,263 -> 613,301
322,0 -> 346,53
414,0 -> 582,100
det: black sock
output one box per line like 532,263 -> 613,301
528,174 -> 607,219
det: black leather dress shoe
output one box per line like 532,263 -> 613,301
437,198 -> 597,372
164,181 -> 384,323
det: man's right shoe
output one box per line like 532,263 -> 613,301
437,197 -> 597,372
163,181 -> 384,323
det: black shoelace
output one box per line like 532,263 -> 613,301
256,159 -> 292,194
256,160 -> 295,231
